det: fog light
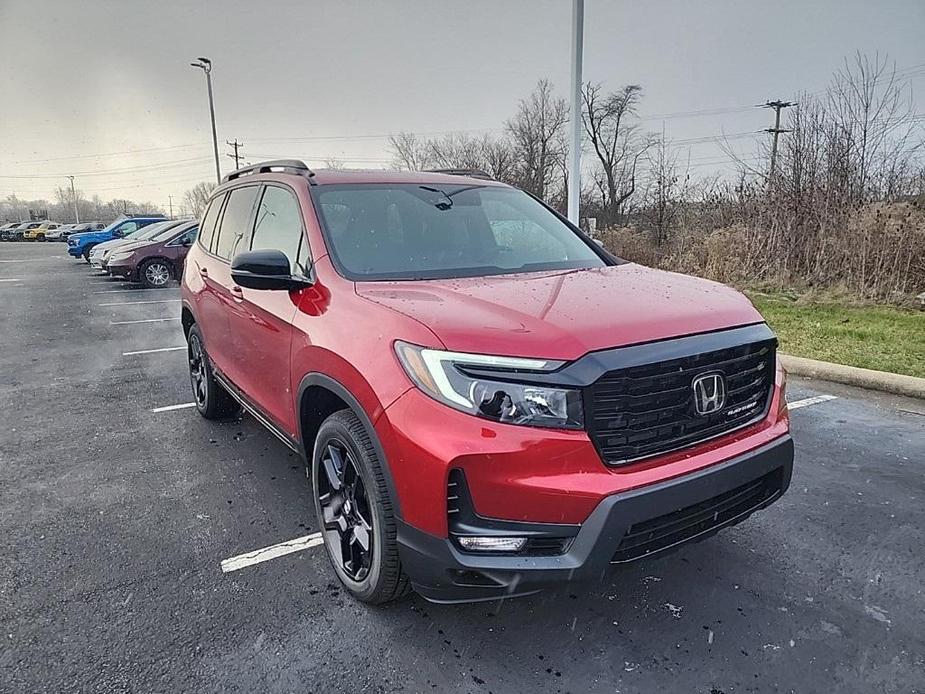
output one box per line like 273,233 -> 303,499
456,536 -> 527,553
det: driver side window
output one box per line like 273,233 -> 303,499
250,185 -> 308,274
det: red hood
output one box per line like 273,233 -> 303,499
355,264 -> 764,360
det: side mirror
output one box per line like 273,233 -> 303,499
180,236 -> 193,247
112,229 -> 124,238
231,249 -> 312,291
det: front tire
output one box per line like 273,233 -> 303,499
187,324 -> 239,420
139,258 -> 172,288
312,410 -> 410,604
82,244 -> 96,262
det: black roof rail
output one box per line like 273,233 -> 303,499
223,159 -> 316,184
424,168 -> 494,181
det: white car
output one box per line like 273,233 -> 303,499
45,223 -> 75,241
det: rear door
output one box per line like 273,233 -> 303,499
196,186 -> 260,386
228,183 -> 308,435
188,194 -> 230,377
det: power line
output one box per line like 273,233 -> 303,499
761,100 -> 796,181
226,139 -> 244,170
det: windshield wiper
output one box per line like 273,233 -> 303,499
418,186 -> 453,210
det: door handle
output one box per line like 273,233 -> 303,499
199,266 -> 208,277
231,285 -> 244,302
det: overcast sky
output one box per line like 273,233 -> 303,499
1,0 -> 922,211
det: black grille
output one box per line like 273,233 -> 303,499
588,339 -> 775,464
611,468 -> 783,563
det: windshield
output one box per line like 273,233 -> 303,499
152,222 -> 193,241
313,184 -> 607,280
129,220 -> 177,241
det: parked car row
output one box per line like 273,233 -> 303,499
70,217 -> 199,288
0,220 -> 106,242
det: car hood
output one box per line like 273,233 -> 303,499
95,238 -> 133,252
355,264 -> 765,360
68,231 -> 101,241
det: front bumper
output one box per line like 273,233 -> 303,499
398,435 -> 793,603
106,259 -> 134,279
67,245 -> 84,257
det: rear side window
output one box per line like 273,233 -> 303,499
197,195 -> 225,252
214,186 -> 259,261
250,185 -> 306,272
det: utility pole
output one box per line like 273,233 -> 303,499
226,139 -> 244,170
567,0 -> 584,226
66,175 -> 80,223
191,57 -> 221,184
168,195 -> 174,218
762,100 -> 795,182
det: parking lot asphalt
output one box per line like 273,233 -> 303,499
1,242 -> 923,694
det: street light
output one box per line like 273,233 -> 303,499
190,57 -> 221,184
66,175 -> 80,223
567,0 -> 584,227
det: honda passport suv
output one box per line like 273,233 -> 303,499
180,160 -> 793,604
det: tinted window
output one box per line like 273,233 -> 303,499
313,184 -> 606,280
167,226 -> 198,245
118,221 -> 140,234
250,186 -> 306,272
214,187 -> 259,260
198,195 -> 225,252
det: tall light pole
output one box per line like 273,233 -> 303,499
567,0 -> 584,226
66,175 -> 80,223
191,57 -> 221,184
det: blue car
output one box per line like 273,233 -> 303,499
67,216 -> 167,261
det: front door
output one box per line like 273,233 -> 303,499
228,183 -> 310,437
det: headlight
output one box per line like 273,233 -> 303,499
394,341 -> 583,429
108,251 -> 134,262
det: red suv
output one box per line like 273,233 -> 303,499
180,160 -> 793,604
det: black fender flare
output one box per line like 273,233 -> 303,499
296,373 -> 403,519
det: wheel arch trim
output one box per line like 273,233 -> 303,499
297,372 -> 403,519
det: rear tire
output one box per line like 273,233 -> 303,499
311,410 -> 410,604
187,324 -> 240,420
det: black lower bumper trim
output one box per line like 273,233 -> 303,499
397,435 -> 794,603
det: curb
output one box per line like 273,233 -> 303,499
780,354 -> 925,400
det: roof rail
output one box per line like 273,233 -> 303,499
424,168 -> 494,181
222,159 -> 316,184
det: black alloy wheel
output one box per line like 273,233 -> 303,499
188,332 -> 208,409
186,324 -> 239,420
311,410 -> 410,603
318,439 -> 374,582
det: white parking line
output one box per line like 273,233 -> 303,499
788,394 -> 838,410
221,533 -> 324,573
110,317 -> 181,325
150,402 -> 196,413
0,278 -> 23,282
99,299 -> 181,307
124,346 -> 186,356
0,258 -> 50,263
93,288 -> 178,294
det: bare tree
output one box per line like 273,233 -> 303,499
388,131 -> 434,170
183,182 -> 214,218
582,83 -> 652,225
642,134 -> 691,246
505,79 -> 569,199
